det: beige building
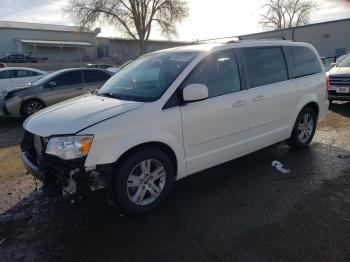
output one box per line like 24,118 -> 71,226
0,21 -> 99,62
239,18 -> 350,58
97,37 -> 190,64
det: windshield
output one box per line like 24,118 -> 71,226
99,51 -> 199,102
337,54 -> 350,67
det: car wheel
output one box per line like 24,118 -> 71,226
113,148 -> 175,214
21,99 -> 45,118
286,107 -> 317,148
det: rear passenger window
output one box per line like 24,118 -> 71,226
182,49 -> 241,98
16,70 -> 30,78
284,46 -> 322,78
242,47 -> 288,88
84,70 -> 110,83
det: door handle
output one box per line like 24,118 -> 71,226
232,100 -> 247,107
252,95 -> 264,102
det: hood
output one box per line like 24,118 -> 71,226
23,94 -> 143,137
329,66 -> 350,76
2,83 -> 31,96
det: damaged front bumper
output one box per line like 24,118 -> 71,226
21,131 -> 106,196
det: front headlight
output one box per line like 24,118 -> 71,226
45,135 -> 93,160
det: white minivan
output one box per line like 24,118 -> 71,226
21,40 -> 329,214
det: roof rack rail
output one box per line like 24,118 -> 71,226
193,36 -> 240,44
192,36 -> 290,45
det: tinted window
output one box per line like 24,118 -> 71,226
0,70 -> 14,79
53,71 -> 82,87
242,47 -> 288,88
284,46 -> 322,78
84,70 -> 110,83
182,49 -> 241,98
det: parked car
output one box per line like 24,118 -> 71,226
21,41 -> 328,214
0,67 -> 47,93
328,53 -> 350,101
0,54 -> 38,63
0,68 -> 113,118
321,56 -> 336,72
336,54 -> 347,64
0,63 -> 6,68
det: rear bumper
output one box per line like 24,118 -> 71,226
328,95 -> 350,101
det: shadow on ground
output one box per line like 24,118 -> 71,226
329,101 -> 350,118
0,118 -> 23,148
1,141 -> 349,262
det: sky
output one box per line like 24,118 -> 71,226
0,0 -> 350,41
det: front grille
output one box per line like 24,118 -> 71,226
329,76 -> 350,86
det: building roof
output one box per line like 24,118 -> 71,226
0,21 -> 95,33
239,17 -> 350,38
19,39 -> 94,47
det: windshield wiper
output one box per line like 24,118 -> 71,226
98,91 -> 132,101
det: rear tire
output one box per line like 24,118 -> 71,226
21,99 -> 45,119
286,107 -> 317,149
113,148 -> 175,214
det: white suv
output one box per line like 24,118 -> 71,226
21,40 -> 329,214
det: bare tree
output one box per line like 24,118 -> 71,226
260,0 -> 317,31
65,0 -> 189,54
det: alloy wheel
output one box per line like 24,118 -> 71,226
297,113 -> 314,143
126,159 -> 166,206
25,101 -> 44,116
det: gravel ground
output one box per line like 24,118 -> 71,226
0,102 -> 349,262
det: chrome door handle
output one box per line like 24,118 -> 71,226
232,100 -> 247,107
252,95 -> 264,102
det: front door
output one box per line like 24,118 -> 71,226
180,49 -> 249,171
40,70 -> 84,106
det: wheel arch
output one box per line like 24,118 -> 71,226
113,141 -> 178,176
303,101 -> 319,117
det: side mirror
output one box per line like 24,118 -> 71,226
48,81 -> 56,87
330,62 -> 336,67
182,84 -> 209,102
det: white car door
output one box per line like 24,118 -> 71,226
180,49 -> 250,171
240,47 -> 300,151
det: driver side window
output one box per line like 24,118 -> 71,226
183,49 -> 241,98
52,71 -> 83,87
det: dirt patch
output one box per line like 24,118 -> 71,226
0,146 -> 39,213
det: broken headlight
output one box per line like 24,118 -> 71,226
45,135 -> 93,160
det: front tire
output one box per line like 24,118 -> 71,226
113,148 -> 175,214
21,99 -> 45,118
286,107 -> 317,148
